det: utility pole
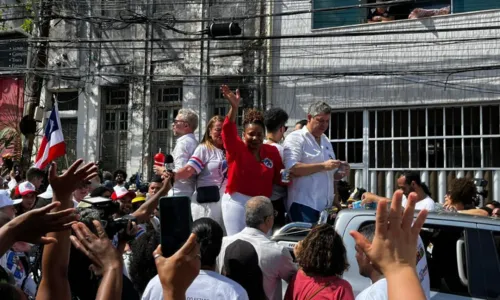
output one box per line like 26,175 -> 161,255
21,0 -> 52,172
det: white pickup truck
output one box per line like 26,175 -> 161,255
271,210 -> 500,299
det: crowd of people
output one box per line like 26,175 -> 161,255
0,84 -> 495,300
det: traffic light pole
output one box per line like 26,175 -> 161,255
21,0 -> 52,173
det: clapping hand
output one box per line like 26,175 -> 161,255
153,233 -> 201,299
6,202 -> 78,245
220,85 -> 240,108
350,191 -> 428,276
49,159 -> 98,204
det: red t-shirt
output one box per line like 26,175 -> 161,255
222,117 -> 284,197
285,270 -> 355,300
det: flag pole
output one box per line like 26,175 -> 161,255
65,154 -> 69,170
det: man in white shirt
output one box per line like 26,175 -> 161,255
165,108 -> 199,198
142,218 -> 248,300
217,196 -> 297,300
283,101 -> 350,223
398,171 -> 435,211
355,224 -> 430,300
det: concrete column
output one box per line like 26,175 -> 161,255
456,170 -> 464,178
128,83 -> 145,177
78,85 -> 100,163
421,171 -> 429,186
438,171 -> 446,204
370,171 -> 377,193
385,171 -> 393,198
494,171 -> 500,204
355,169 -> 363,191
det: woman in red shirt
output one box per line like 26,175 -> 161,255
286,224 -> 355,300
220,85 -> 286,235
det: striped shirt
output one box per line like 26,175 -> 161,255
187,144 -> 227,189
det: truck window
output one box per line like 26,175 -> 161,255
359,222 -> 473,297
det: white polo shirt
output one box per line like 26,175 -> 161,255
216,227 -> 297,300
283,127 -> 336,212
168,133 -> 198,198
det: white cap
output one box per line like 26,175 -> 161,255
0,190 -> 22,209
111,186 -> 136,201
38,185 -> 53,199
15,181 -> 36,197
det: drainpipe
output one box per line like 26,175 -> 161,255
265,0 -> 273,110
198,0 -> 206,141
141,0 -> 151,174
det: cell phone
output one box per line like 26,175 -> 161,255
159,196 -> 193,258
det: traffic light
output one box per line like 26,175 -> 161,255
208,22 -> 242,38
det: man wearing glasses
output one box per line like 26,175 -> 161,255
164,108 -> 199,198
283,102 -> 350,223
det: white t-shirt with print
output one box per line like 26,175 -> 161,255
142,270 -> 249,300
168,133 -> 198,198
187,144 -> 227,192
356,236 -> 431,300
402,195 -> 435,211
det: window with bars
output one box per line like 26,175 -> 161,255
367,105 -> 500,169
329,111 -> 364,163
54,91 -> 79,111
151,83 -> 182,159
54,118 -> 78,168
100,87 -> 129,172
211,84 -> 244,126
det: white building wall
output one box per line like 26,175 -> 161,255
271,4 -> 500,118
272,3 -> 500,201
34,0 -> 261,178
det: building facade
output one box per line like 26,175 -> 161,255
271,1 -> 500,202
33,0 -> 269,178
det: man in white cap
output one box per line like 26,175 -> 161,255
0,190 -> 21,218
111,186 -> 136,217
14,181 -> 37,215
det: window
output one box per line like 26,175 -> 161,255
151,83 -> 182,162
100,87 -> 129,171
368,105 -> 500,169
210,82 -> 245,127
312,0 -> 498,29
158,86 -> 182,103
312,0 -> 362,29
55,118 -> 77,168
54,91 -> 79,111
329,110 -> 363,163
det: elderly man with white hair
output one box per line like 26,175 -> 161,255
169,108 -> 199,197
217,196 -> 297,300
155,108 -> 199,198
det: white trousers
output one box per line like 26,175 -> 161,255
221,192 -> 252,236
190,191 -> 225,234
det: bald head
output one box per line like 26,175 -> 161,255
245,196 -> 273,228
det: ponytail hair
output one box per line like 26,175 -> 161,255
420,182 -> 432,199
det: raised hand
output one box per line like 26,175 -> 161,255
7,201 -> 78,245
220,85 -> 240,108
70,220 -> 123,272
350,190 -> 428,276
153,233 -> 201,299
49,159 -> 98,203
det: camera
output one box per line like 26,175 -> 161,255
78,197 -> 136,237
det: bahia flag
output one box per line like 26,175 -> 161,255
34,103 -> 66,170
